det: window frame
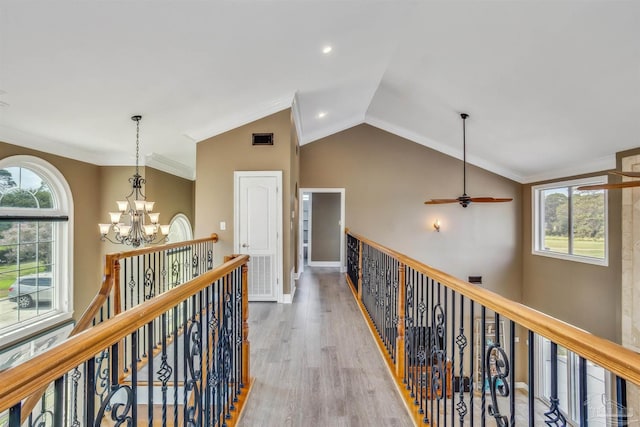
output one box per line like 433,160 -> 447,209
0,155 -> 74,347
167,213 -> 193,243
532,176 -> 608,266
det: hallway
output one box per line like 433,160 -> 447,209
238,268 -> 412,427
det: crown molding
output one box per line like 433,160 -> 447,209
187,94 -> 294,142
145,153 -> 195,181
365,114 -> 525,183
300,114 -> 365,145
522,155 -> 615,184
0,125 -> 119,166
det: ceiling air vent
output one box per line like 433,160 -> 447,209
252,133 -> 274,146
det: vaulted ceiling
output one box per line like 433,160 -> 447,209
0,1 -> 638,182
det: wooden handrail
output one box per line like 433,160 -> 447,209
0,254 -> 248,413
106,233 -> 219,259
348,230 -> 640,386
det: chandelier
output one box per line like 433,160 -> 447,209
99,115 -> 169,247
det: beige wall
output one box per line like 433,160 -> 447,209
300,124 -> 522,300
311,193 -> 341,262
145,167 -> 195,229
195,109 -> 296,295
0,141 -> 103,325
521,172 -> 622,342
99,166 -> 194,254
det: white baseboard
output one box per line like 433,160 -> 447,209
516,382 -> 528,391
307,261 -> 341,267
283,268 -> 297,304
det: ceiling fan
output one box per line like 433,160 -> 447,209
424,113 -> 513,208
577,171 -> 640,191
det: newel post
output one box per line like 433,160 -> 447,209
396,262 -> 406,377
241,262 -> 250,385
357,240 -> 363,300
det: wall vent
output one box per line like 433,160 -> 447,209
468,276 -> 482,284
252,133 -> 274,146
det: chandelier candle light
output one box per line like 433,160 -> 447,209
99,115 -> 170,247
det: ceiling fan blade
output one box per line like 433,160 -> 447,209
609,171 -> 640,178
468,197 -> 513,203
424,199 -> 460,204
578,181 -> 640,191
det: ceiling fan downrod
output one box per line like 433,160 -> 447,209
461,113 -> 469,199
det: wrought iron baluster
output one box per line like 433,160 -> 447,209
509,320 -> 515,426
158,313 -> 172,427
185,294 -> 202,426
579,356 -> 588,426
616,376 -> 628,427
86,358 -> 96,424
543,341 -> 566,426
146,319 -> 154,424
469,301 -> 475,426
96,343 -> 133,426
131,330 -> 138,425
481,306 -> 487,426
486,313 -> 510,427
70,367 -> 82,427
173,305 -> 180,427
456,294 -> 468,426
528,330 -> 535,426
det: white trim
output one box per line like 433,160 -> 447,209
299,114 -> 364,145
515,382 -> 528,391
168,213 -> 193,243
145,153 -> 195,181
233,171 -> 284,303
298,188 -> 346,273
189,96 -> 294,142
291,92 -> 304,143
365,114 -> 525,183
307,261 -> 341,268
282,266 -> 297,304
531,175 -> 608,267
0,155 -> 74,346
522,155 -> 615,184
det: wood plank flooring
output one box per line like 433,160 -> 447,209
237,268 -> 413,427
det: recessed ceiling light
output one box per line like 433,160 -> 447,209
322,46 -> 332,54
317,112 -> 327,119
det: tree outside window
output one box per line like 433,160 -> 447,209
534,177 -> 607,265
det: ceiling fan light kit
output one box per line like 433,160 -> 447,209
424,113 -> 513,208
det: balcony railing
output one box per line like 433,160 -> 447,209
346,229 -> 640,426
0,235 -> 253,426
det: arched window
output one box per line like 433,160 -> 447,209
167,213 -> 193,243
0,156 -> 73,345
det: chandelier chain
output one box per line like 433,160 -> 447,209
135,116 -> 140,176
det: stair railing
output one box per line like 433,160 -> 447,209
0,253 -> 250,426
11,233 -> 219,425
347,229 -> 640,426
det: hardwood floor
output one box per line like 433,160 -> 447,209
238,268 -> 413,427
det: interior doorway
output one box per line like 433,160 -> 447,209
298,188 -> 345,276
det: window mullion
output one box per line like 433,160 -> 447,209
568,187 -> 573,255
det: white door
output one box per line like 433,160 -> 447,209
234,171 -> 282,302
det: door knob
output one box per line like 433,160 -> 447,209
242,243 -> 249,248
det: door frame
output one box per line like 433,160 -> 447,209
233,170 -> 283,303
298,188 -> 345,275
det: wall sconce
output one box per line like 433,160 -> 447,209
433,219 -> 441,232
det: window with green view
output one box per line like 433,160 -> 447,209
533,176 -> 607,265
